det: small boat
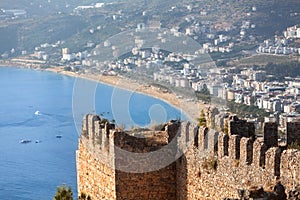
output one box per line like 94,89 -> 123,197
34,110 -> 40,115
19,139 -> 31,144
56,135 -> 62,138
35,140 -> 41,143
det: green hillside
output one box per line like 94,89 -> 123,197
0,0 -> 299,57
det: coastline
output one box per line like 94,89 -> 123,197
0,63 -> 204,122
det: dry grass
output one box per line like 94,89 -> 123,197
237,54 -> 295,66
202,156 -> 218,171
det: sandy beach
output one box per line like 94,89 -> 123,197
46,67 -> 204,122
0,62 -> 205,123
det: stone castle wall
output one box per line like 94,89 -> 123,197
113,129 -> 178,200
77,139 -> 116,199
180,126 -> 300,199
115,165 -> 177,200
76,115 -> 116,199
76,114 -> 179,200
77,114 -> 300,200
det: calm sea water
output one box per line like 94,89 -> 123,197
0,67 -> 184,200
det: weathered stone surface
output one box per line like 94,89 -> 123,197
229,135 -> 241,160
227,115 -> 255,138
240,137 -> 253,165
76,140 -> 116,200
218,133 -> 229,158
253,139 -> 267,167
281,150 -> 300,190
77,114 -> 300,200
265,147 -> 281,177
198,126 -> 208,151
287,122 -> 300,146
263,122 -> 278,149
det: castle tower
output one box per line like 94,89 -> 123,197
77,114 -> 183,200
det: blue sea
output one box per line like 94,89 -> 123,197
0,67 -> 184,200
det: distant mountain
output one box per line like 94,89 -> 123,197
0,0 -> 102,16
0,0 -> 299,57
251,0 -> 300,38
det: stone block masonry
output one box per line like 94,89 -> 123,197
263,122 -> 278,149
287,122 -> 300,146
77,139 -> 116,200
77,114 -> 180,200
76,114 -> 300,200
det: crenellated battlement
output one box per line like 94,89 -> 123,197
195,116 -> 300,179
80,114 -> 181,153
81,114 -> 116,150
77,114 -> 300,200
181,115 -> 300,199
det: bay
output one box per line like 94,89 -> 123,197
0,67 -> 184,200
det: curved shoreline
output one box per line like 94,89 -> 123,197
0,64 -> 203,123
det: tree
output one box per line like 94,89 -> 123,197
197,109 -> 207,127
64,66 -> 72,71
53,184 -> 73,200
79,192 -> 92,200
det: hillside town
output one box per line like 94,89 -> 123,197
2,24 -> 300,135
257,25 -> 300,55
98,42 -> 300,132
54,22 -> 300,136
